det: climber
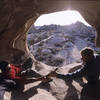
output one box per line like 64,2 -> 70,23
0,60 -> 22,89
0,60 -> 50,100
0,58 -> 52,85
49,47 -> 100,85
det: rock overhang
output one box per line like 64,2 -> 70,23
0,0 -> 100,62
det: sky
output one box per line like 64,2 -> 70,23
34,10 -> 90,26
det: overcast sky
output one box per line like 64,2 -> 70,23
34,10 -> 90,26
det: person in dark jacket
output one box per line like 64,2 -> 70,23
51,47 -> 100,85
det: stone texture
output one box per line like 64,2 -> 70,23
4,63 -> 100,100
0,0 -> 100,62
1,1 -> 100,99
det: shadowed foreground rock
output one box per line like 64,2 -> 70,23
4,63 -> 100,100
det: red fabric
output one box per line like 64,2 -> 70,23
9,64 -> 22,79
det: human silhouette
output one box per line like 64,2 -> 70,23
51,47 -> 100,85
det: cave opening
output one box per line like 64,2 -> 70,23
27,10 -> 97,67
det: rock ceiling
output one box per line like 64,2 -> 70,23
0,0 -> 100,62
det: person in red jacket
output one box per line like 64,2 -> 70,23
8,64 -> 21,80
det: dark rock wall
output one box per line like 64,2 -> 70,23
0,0 -> 100,63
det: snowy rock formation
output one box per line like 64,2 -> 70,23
27,22 -> 98,67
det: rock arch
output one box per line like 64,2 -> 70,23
0,0 -> 100,62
